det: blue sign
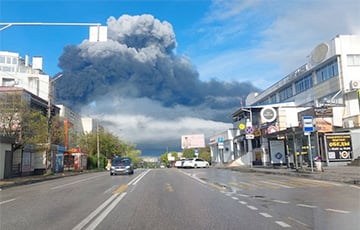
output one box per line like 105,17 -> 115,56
217,137 -> 224,143
303,116 -> 314,132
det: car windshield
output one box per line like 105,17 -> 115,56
112,158 -> 131,166
1,1 -> 358,230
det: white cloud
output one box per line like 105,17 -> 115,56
191,0 -> 360,89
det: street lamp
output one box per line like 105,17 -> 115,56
47,73 -> 63,173
241,108 -> 253,167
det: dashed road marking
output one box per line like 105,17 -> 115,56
247,205 -> 258,210
275,221 -> 291,228
288,217 -> 310,227
231,196 -> 239,200
0,198 -> 16,205
259,212 -> 272,218
113,184 -> 128,194
238,201 -> 247,205
296,204 -> 317,209
166,183 -> 174,192
272,199 -> 290,204
325,208 -> 350,214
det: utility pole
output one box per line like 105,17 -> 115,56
97,121 -> 100,169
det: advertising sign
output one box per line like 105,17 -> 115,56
268,140 -> 286,164
325,133 -> 352,161
181,134 -> 205,149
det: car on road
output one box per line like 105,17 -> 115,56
110,157 -> 134,175
174,159 -> 185,168
182,158 -> 209,168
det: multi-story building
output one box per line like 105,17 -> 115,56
211,34 -> 360,168
0,51 -> 50,102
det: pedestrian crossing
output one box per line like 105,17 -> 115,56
227,177 -> 340,191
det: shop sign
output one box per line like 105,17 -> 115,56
324,133 -> 352,161
261,107 -> 277,123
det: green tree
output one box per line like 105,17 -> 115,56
78,129 -> 141,169
182,149 -> 195,158
199,147 -> 211,163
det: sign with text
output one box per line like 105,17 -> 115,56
302,116 -> 314,132
181,134 -> 205,149
324,133 -> 352,161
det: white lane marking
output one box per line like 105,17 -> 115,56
238,193 -> 250,197
73,169 -> 149,230
297,204 -> 317,208
238,201 -> 247,205
0,198 -> 16,205
72,194 -> 118,230
259,212 -> 272,218
85,192 -> 127,230
103,185 -> 118,194
350,185 -> 360,189
261,180 -> 294,188
325,208 -> 350,214
129,169 -> 150,185
51,175 -> 104,190
288,217 -> 310,227
275,221 -> 291,228
231,196 -> 239,200
272,199 -> 290,204
247,205 -> 258,210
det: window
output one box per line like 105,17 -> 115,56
269,94 -> 277,103
295,74 -> 313,94
347,54 -> 360,66
316,60 -> 339,83
279,85 -> 293,102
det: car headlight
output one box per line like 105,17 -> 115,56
125,165 -> 130,169
110,166 -> 115,170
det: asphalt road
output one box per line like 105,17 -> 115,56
0,168 -> 359,230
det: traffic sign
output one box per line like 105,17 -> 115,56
303,116 -> 314,132
246,134 -> 254,139
239,123 -> 245,130
245,126 -> 253,134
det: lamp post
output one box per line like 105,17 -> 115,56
97,120 -> 100,169
47,74 -> 63,173
241,108 -> 253,167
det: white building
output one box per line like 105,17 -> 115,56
0,51 -> 51,102
212,34 -> 360,167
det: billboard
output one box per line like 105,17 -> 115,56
181,134 -> 205,149
324,133 -> 352,161
269,140 -> 286,164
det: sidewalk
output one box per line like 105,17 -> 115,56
225,165 -> 360,185
0,171 -> 89,190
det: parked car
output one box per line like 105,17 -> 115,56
174,159 -> 185,168
110,157 -> 134,175
182,158 -> 209,168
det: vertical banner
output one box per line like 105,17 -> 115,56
269,140 -> 286,164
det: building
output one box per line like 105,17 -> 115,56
0,87 -> 61,177
0,51 -> 51,102
211,35 -> 360,168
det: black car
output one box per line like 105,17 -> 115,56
110,157 -> 134,175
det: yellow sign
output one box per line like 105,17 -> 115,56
239,123 -> 245,130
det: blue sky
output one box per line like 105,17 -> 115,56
1,0 -> 359,155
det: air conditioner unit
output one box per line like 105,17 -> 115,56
350,80 -> 360,90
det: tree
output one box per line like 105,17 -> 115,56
78,129 -> 142,168
199,147 -> 211,163
182,149 -> 195,158
0,92 -> 56,151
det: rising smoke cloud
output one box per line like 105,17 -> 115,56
55,14 -> 258,154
